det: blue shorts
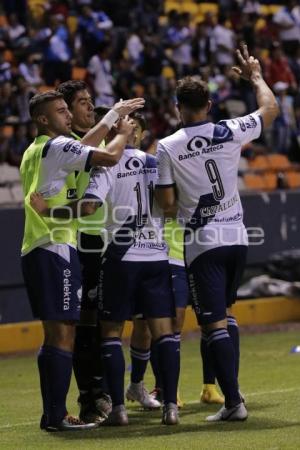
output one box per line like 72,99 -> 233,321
98,259 -> 175,322
186,245 -> 247,325
170,264 -> 189,309
77,232 -> 104,311
21,246 -> 82,321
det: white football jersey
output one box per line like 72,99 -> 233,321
38,136 -> 93,198
84,147 -> 168,262
157,112 -> 263,264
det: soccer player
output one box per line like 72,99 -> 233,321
155,44 -> 279,421
150,218 -> 224,406
31,113 -> 180,426
56,81 -> 112,422
20,90 -> 144,431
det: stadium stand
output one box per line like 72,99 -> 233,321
0,0 -> 299,199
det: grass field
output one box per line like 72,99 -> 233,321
1,329 -> 300,450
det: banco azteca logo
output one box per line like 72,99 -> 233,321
125,157 -> 145,170
187,136 -> 211,152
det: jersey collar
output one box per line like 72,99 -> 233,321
182,120 -> 209,128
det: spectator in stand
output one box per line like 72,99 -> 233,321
130,0 -> 161,34
288,45 -> 300,86
139,37 -> 164,79
210,74 -> 232,122
0,126 -> 9,163
77,5 -> 113,64
2,0 -> 27,26
0,81 -> 18,125
0,44 -> 12,84
165,12 -> 193,77
39,14 -> 72,86
14,76 -> 36,123
272,81 -> 296,155
192,22 -> 214,69
114,57 -> 137,100
263,41 -> 298,93
87,40 -> 114,106
48,0 -> 70,20
5,13 -> 27,48
273,0 -> 300,58
7,122 -> 29,167
257,14 -> 279,49
211,14 -> 236,70
18,53 -> 43,87
126,29 -> 144,68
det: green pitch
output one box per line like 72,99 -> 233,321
1,330 -> 300,450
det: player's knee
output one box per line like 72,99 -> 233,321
202,318 -> 227,332
147,317 -> 173,341
43,321 -> 76,351
131,319 -> 151,348
100,320 -> 124,338
172,307 -> 186,333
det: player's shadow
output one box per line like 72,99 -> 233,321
51,415 -> 299,441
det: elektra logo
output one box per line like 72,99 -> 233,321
125,157 -> 145,170
63,269 -> 72,310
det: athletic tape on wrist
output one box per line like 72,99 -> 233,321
101,110 -> 120,129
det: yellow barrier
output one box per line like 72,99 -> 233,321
1,297 -> 300,354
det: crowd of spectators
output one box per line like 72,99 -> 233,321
0,0 -> 300,168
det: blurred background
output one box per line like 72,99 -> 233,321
1,0 -> 300,330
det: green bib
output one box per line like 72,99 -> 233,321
20,135 -> 78,254
72,132 -> 105,236
164,219 -> 184,262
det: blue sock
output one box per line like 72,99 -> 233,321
150,339 -> 162,390
207,328 -> 240,408
227,316 -> 240,378
156,334 -> 180,405
200,332 -> 216,384
130,346 -> 150,383
73,325 -> 107,398
73,325 -> 96,395
101,338 -> 125,407
174,332 -> 181,352
37,346 -> 51,423
37,345 -> 72,426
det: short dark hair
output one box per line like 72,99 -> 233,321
94,105 -> 111,118
176,76 -> 209,111
130,112 -> 147,131
57,80 -> 88,108
29,91 -> 64,118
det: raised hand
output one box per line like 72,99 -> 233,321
113,98 -> 145,117
116,116 -> 136,137
30,192 -> 48,216
232,44 -> 262,81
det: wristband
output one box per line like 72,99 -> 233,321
101,109 -> 120,129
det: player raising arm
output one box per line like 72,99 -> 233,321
20,91 -> 143,432
154,44 -> 278,422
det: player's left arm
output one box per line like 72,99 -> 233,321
30,193 -> 101,218
154,142 -> 177,211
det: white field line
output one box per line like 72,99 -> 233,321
0,420 -> 38,430
1,387 -> 300,430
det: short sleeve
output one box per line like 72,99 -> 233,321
219,111 -> 263,146
45,136 -> 94,173
84,166 -> 112,203
156,142 -> 175,187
